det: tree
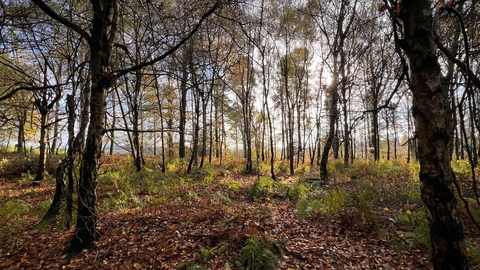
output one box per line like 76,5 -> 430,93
31,0 -> 223,257
32,85 -> 61,183
229,53 -> 256,172
252,0 -> 277,179
307,0 -> 358,180
0,53 -> 33,153
361,21 -> 401,161
268,1 -> 314,175
388,0 -> 469,268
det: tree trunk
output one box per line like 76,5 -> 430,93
109,90 -> 116,155
68,0 -> 116,257
398,1 -> 468,268
17,113 -> 26,154
51,99 -> 61,155
199,95 -> 208,169
41,157 -> 67,221
261,49 -> 276,180
209,97 -> 214,163
179,43 -> 191,160
371,108 -> 380,160
386,110 -> 390,160
34,109 -> 47,183
132,70 -> 143,172
392,111 -> 398,159
160,108 -> 166,173
187,119 -> 199,174
320,72 -> 338,181
41,94 -> 76,223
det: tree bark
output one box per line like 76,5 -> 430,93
179,42 -> 191,160
34,107 -> 47,182
68,0 -> 117,257
320,73 -> 338,181
17,114 -> 25,154
398,0 -> 468,268
51,99 -> 61,155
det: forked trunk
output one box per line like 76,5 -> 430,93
68,0 -> 116,256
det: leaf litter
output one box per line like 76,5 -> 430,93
0,173 -> 437,269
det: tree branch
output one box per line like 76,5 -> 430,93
103,128 -> 177,134
436,39 -> 480,90
114,1 -> 223,77
0,83 -> 67,102
31,0 -> 92,44
364,70 -> 406,113
435,5 -> 480,90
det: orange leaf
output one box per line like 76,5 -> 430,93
378,4 -> 388,13
133,262 -> 142,269
20,254 -> 29,263
394,3 -> 401,17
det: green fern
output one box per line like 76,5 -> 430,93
397,210 -> 430,251
0,200 -> 32,219
248,177 -> 273,200
238,235 -> 284,270
176,260 -> 208,270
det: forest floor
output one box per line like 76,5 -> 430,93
0,156 -> 479,269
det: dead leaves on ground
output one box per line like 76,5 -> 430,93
0,175 -> 433,269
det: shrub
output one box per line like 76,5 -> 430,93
0,200 -> 32,219
296,188 -> 348,219
287,181 -> 310,202
274,160 -> 289,175
166,158 -> 187,174
199,244 -> 227,262
296,197 -> 322,218
0,153 -> 62,179
209,191 -> 232,205
257,160 -> 270,175
238,235 -> 284,270
350,180 -> 377,225
397,210 -> 430,251
327,159 -> 349,182
293,163 -> 310,175
176,260 -> 208,270
248,177 -> 273,200
321,188 -> 348,216
220,156 -> 244,173
466,241 -> 480,266
189,166 -> 216,183
271,180 -> 290,199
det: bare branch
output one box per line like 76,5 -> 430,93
0,83 -> 67,102
114,1 -> 223,77
31,0 -> 92,44
103,128 -> 177,134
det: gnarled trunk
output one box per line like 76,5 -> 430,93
398,0 -> 468,268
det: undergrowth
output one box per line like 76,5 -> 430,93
395,210 -> 430,251
2,154 -> 480,268
237,234 -> 285,270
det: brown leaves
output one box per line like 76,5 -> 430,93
0,173 -> 436,269
378,4 -> 389,13
378,3 -> 401,17
101,72 -> 118,88
393,3 -> 401,16
435,0 -> 454,9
